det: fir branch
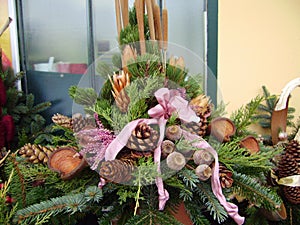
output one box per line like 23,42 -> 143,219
231,172 -> 282,210
14,186 -> 102,225
68,86 -> 98,107
178,168 -> 200,190
184,201 -> 211,225
194,182 -> 228,224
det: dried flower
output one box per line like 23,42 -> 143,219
195,164 -> 212,181
165,125 -> 182,141
161,140 -> 175,158
193,150 -> 214,165
166,152 -> 186,171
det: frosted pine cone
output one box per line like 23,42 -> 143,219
52,113 -> 72,129
72,113 -> 95,133
18,143 -> 57,164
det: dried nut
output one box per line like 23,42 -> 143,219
195,164 -> 212,181
166,125 -> 182,141
193,150 -> 214,165
166,152 -> 186,171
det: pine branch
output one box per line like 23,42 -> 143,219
231,172 -> 282,210
14,186 -> 103,225
193,182 -> 228,224
184,201 -> 211,225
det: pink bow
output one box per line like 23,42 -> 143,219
105,88 -> 199,209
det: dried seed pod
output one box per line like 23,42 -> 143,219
239,135 -> 260,154
166,152 -> 186,171
165,125 -> 182,141
161,140 -> 175,158
208,117 -> 236,142
48,147 -> 87,180
193,150 -> 214,165
195,164 -> 212,181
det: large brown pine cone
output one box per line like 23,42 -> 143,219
277,140 -> 300,204
126,123 -> 159,152
100,159 -> 134,183
72,113 -> 95,133
219,163 -> 234,189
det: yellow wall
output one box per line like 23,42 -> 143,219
218,0 -> 300,119
0,0 -> 12,60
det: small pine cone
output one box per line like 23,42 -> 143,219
100,159 -> 134,183
72,113 -> 95,133
18,143 -> 56,164
115,89 -> 130,113
182,120 -> 208,137
277,140 -> 300,204
219,163 -> 234,188
126,123 -> 159,152
52,113 -> 72,129
189,94 -> 212,117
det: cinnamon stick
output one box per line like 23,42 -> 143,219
135,0 -> 146,54
145,0 -> 155,40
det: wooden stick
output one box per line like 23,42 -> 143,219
115,0 -> 122,42
162,8 -> 168,50
121,0 -> 129,28
135,0 -> 146,54
145,0 -> 155,40
0,17 -> 12,37
153,4 -> 162,49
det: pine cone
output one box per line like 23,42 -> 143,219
115,89 -> 130,113
72,113 -> 95,133
100,159 -> 134,183
277,140 -> 300,204
185,94 -> 212,137
219,163 -> 234,188
126,123 -> 159,152
109,70 -> 130,112
52,113 -> 72,129
18,143 -> 57,164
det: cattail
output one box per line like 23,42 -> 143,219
135,0 -> 146,54
121,0 -> 129,28
162,8 -> 168,50
115,0 -> 122,41
153,4 -> 162,49
145,0 -> 155,40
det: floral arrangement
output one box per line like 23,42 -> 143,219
1,1 -> 300,225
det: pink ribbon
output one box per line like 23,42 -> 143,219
104,88 -> 244,224
105,88 -> 199,209
182,130 -> 245,225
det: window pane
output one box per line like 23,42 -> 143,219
22,0 -> 88,72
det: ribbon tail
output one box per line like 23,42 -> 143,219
205,146 -> 245,225
154,118 -> 169,210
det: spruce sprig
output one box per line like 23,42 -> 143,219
231,172 -> 282,210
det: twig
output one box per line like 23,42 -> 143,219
0,17 -> 12,37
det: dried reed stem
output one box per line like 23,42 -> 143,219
162,8 -> 168,50
135,0 -> 146,54
146,0 -> 155,40
115,0 -> 122,41
153,4 -> 162,49
121,0 -> 129,28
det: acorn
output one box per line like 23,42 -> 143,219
166,152 -> 186,171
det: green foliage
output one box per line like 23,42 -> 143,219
217,140 -> 283,174
231,172 -> 282,210
230,95 -> 264,135
13,185 -> 103,225
0,70 -> 51,149
69,85 -> 98,107
0,170 -> 18,225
